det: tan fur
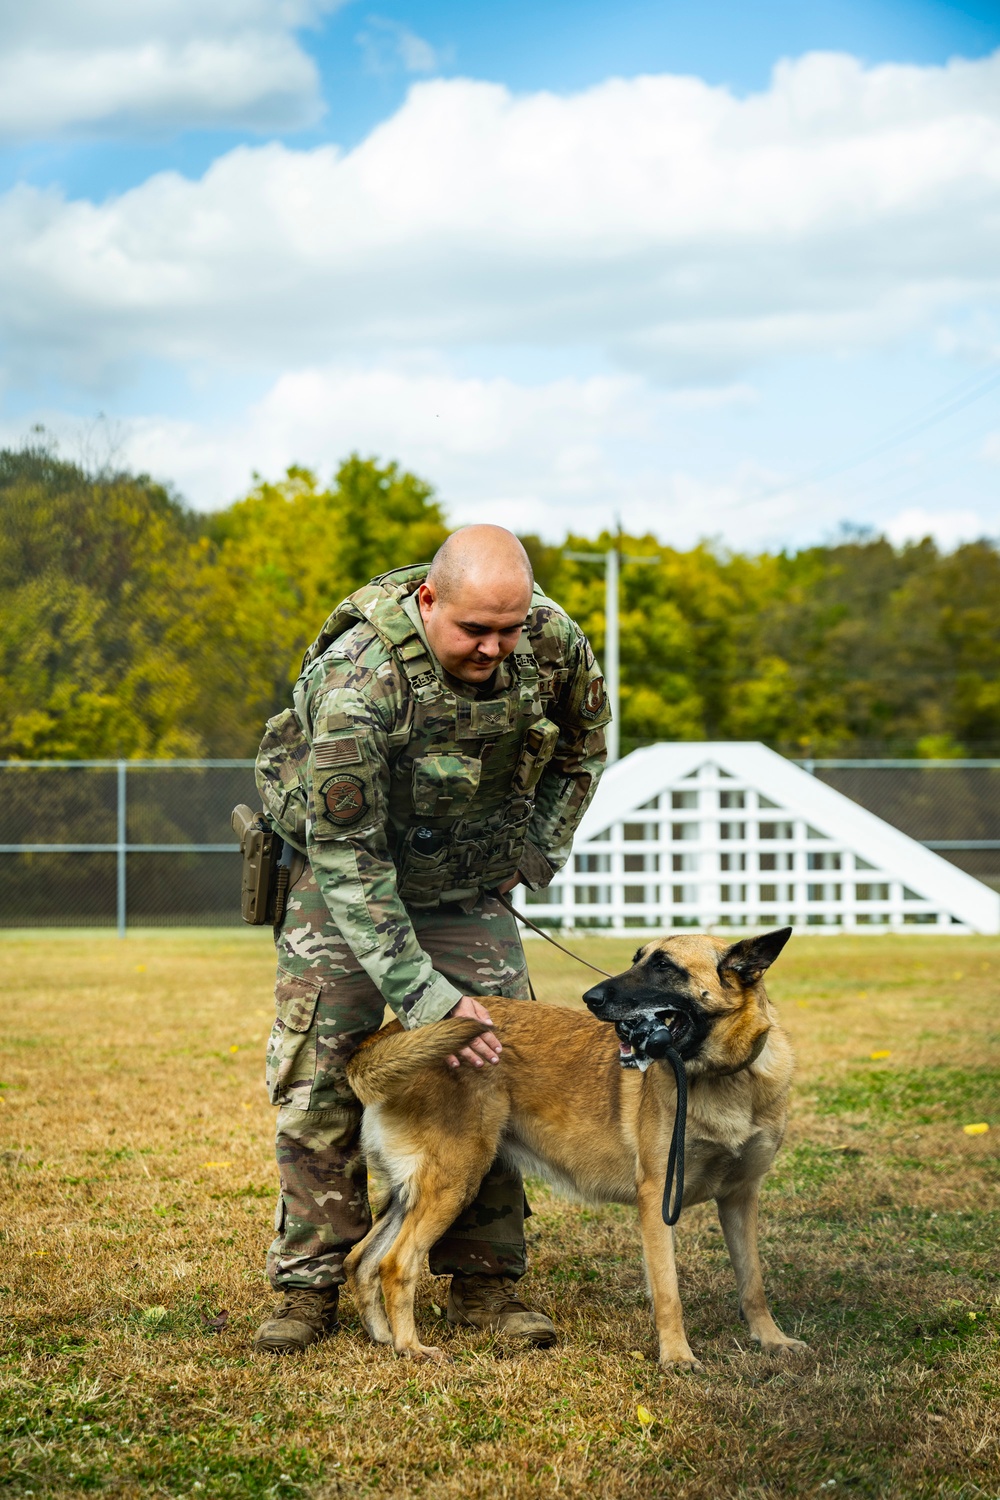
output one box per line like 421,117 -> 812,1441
344,932 -> 809,1369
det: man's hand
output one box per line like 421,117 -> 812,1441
447,996 -> 502,1069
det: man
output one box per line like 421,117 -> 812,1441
253,525 -> 610,1354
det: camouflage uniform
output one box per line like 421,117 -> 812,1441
256,564 -> 609,1292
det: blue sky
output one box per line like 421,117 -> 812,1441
1,0 -> 999,549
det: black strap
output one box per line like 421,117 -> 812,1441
660,1045 -> 687,1226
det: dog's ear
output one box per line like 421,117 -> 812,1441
718,927 -> 792,986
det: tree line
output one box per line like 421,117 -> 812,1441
2,443 -> 998,762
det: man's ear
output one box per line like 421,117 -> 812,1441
718,927 -> 792,986
417,581 -> 437,619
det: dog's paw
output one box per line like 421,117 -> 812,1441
399,1343 -> 452,1365
659,1355 -> 705,1375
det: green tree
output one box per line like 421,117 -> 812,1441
0,446 -> 210,759
199,456 -> 449,752
0,448 -> 449,760
4,441 -> 999,761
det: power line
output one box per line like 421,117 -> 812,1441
751,361 -> 1000,506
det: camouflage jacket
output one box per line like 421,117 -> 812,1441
256,566 -> 609,1028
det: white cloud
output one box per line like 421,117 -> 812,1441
27,363 -> 801,548
882,506 -> 995,549
0,1 -> 340,140
3,46 -> 1000,552
14,358 -> 995,551
2,49 -> 1000,385
356,17 -> 442,77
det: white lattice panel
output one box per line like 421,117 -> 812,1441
516,743 -> 1000,935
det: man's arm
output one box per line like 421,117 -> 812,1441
521,620 -> 611,887
301,662 -> 463,1030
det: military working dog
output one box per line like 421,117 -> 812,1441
344,927 -> 808,1370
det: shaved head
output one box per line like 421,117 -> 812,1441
419,526 -> 535,684
427,525 -> 533,605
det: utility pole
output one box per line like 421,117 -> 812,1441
564,529 -> 657,764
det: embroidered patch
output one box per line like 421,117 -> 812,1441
457,698 -> 514,738
320,773 -> 369,826
472,699 -> 512,736
314,735 -> 361,770
581,676 -> 607,720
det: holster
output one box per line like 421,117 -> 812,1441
231,804 -> 301,928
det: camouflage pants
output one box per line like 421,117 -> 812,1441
265,861 -> 532,1292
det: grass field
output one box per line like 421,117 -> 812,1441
1,930 -> 998,1499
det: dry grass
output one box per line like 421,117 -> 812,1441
1,929 -> 998,1499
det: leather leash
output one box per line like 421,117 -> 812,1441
495,891 -> 613,978
496,890 -> 687,1226
659,1046 -> 687,1226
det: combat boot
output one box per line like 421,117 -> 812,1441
253,1286 -> 340,1354
446,1275 -> 557,1347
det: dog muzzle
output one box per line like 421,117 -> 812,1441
615,1009 -> 688,1070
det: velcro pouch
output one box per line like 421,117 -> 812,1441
256,708 -> 310,837
411,753 -> 482,819
511,717 -> 560,794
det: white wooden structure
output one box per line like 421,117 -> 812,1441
517,742 -> 1000,935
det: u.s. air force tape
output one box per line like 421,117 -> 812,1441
320,773 -> 369,826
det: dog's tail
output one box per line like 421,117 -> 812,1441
347,1017 -> 491,1107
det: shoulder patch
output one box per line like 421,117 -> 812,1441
319,773 -> 369,826
314,735 -> 362,770
581,676 -> 607,720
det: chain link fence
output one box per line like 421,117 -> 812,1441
1,757 -> 998,929
799,760 -> 1000,894
0,760 -> 257,929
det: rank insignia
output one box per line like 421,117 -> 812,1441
320,773 -> 369,826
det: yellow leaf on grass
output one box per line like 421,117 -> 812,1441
963,1123 -> 989,1136
636,1405 -> 654,1429
869,1050 -> 891,1060
203,1161 -> 232,1169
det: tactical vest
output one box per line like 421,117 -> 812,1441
257,566 -> 560,908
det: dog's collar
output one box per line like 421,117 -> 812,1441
705,1029 -> 770,1078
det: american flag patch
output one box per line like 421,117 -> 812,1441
314,735 -> 362,769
